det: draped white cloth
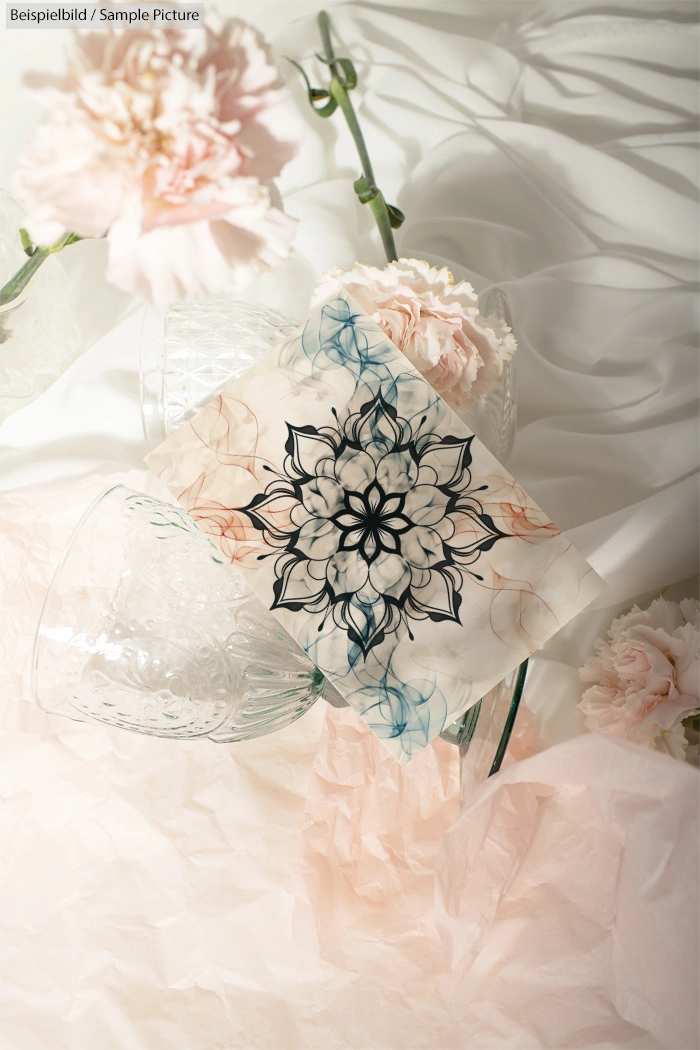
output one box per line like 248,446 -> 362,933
0,3 -> 697,1048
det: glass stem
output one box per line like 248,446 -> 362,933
488,660 -> 529,777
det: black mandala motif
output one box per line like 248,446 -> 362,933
236,392 -> 506,657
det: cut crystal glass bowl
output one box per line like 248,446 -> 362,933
32,485 -> 341,742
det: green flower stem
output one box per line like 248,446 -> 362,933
328,79 -> 398,264
0,247 -> 48,307
318,11 -> 399,264
328,76 -> 377,193
367,192 -> 399,265
317,9 -> 344,84
0,231 -> 79,308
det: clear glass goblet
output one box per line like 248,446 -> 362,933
32,485 -> 332,742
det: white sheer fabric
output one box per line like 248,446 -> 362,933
0,3 -> 697,1047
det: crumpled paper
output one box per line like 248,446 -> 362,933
299,703 -> 460,979
300,710 -> 699,1049
434,735 -> 699,1050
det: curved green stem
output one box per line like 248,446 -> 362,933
328,79 -> 398,263
0,231 -> 79,308
329,77 -> 377,191
318,9 -> 344,82
367,193 -> 399,265
318,11 -> 399,264
0,248 -> 48,307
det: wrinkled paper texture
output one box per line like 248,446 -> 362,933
301,709 -> 699,1050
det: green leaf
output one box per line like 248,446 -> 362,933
284,57 -> 337,117
314,54 -> 357,91
19,228 -> 34,256
335,57 -> 357,90
387,204 -> 405,229
313,97 -> 338,117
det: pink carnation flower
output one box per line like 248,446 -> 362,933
311,259 -> 516,414
14,13 -> 301,302
578,598 -> 700,759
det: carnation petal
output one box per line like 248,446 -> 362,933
106,192 -> 296,304
310,258 -> 517,414
577,597 -> 700,758
15,13 -> 301,291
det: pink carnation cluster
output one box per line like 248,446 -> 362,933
311,259 -> 517,414
578,598 -> 700,759
14,13 -> 300,302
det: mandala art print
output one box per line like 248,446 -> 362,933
146,294 -> 605,762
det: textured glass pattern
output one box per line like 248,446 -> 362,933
0,192 -> 82,425
467,288 -> 518,463
141,299 -> 299,452
32,485 -> 336,741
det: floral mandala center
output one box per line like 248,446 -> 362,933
235,391 -> 507,658
333,482 -> 413,563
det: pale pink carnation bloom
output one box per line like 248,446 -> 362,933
578,598 -> 700,759
311,259 -> 516,414
14,13 -> 300,302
